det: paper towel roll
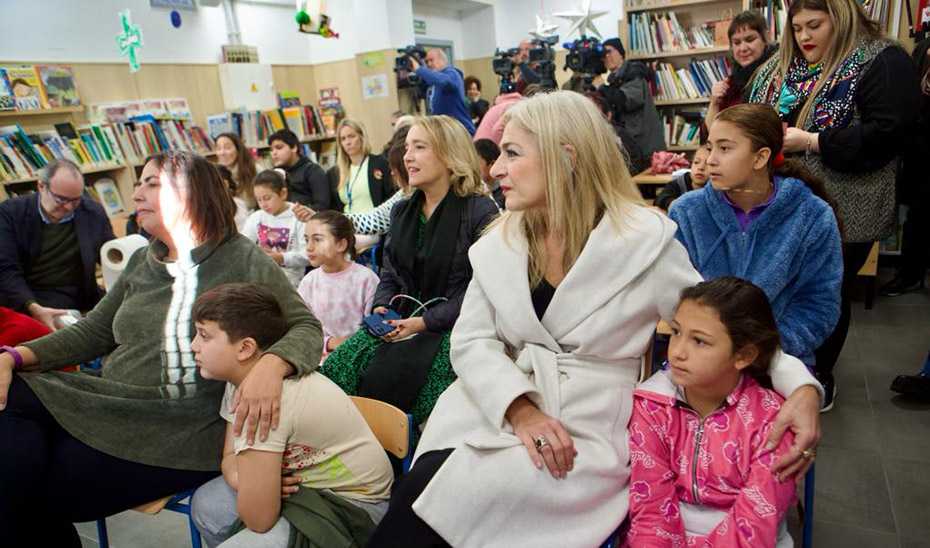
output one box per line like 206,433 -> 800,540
101,235 -> 149,291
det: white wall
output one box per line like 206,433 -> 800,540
0,0 -> 411,65
0,0 -> 229,63
411,5 -> 466,61
1,0 -> 625,64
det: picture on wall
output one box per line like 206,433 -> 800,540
362,74 -> 390,100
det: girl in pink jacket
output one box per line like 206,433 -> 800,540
626,277 -> 799,548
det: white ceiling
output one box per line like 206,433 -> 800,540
412,0 -> 493,14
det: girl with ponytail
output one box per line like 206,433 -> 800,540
669,103 -> 843,382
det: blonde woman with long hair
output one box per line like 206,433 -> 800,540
332,119 -> 395,215
368,91 -> 824,548
747,0 -> 921,406
322,115 -> 498,432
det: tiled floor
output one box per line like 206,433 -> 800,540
73,270 -> 930,548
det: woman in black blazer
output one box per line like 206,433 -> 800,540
331,119 -> 395,213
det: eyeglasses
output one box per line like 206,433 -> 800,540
41,184 -> 83,205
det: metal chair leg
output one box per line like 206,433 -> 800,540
96,518 -> 109,548
802,464 -> 815,548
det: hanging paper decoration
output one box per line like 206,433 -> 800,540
116,9 -> 144,73
554,0 -> 609,39
295,0 -> 339,38
530,14 -> 559,39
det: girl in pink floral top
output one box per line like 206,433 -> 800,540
627,277 -> 798,548
297,211 -> 379,358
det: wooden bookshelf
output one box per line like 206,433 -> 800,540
627,0 -> 739,13
633,169 -> 675,185
627,45 -> 731,61
669,145 -> 701,151
0,106 -> 84,118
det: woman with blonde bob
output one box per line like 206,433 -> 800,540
747,0 -> 921,404
368,92 -> 824,548
322,115 -> 498,432
331,119 -> 395,215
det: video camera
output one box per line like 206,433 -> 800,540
563,36 -> 606,91
491,47 -> 519,94
394,45 -> 428,111
527,35 -> 558,90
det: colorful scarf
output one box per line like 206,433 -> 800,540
748,38 -> 892,131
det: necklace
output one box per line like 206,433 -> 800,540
346,156 -> 368,209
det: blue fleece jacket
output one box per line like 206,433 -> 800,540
416,65 -> 476,135
669,176 -> 843,365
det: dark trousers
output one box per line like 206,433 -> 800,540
367,449 -> 454,548
899,202 -> 930,281
0,375 -> 218,548
813,242 -> 875,384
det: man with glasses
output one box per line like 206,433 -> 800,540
0,159 -> 114,331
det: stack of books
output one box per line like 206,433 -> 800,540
649,58 -> 731,102
627,12 -> 716,56
0,117 -> 214,182
752,0 -> 789,40
207,105 -> 330,148
662,112 -> 704,148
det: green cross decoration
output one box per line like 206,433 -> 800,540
117,9 -> 144,73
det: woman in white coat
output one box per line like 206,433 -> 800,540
368,91 -> 823,548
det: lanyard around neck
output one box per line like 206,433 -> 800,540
346,156 -> 368,208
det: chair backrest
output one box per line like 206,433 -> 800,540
349,396 -> 410,460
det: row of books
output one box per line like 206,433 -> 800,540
0,118 -> 214,183
0,64 -> 80,111
206,105 -> 333,149
648,58 -> 731,102
663,113 -> 703,147
627,12 -> 715,56
752,0 -> 789,40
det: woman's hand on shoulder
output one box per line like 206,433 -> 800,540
231,354 -> 293,445
767,384 -> 821,481
506,395 -> 577,479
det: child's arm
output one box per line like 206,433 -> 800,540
241,212 -> 259,240
626,396 -> 688,548
694,420 -> 798,548
283,222 -> 310,270
221,422 -> 240,490
235,448 -> 285,533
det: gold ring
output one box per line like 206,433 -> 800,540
534,435 -> 551,452
801,449 -> 815,459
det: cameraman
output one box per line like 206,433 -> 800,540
410,49 -> 475,135
513,39 -> 541,91
597,37 -> 666,157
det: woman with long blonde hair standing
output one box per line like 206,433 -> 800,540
747,0 -> 921,408
368,91 -> 824,548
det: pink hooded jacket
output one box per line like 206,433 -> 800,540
626,371 -> 797,548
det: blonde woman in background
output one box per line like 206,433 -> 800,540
368,91 -> 824,548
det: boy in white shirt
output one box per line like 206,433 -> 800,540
189,283 -> 392,548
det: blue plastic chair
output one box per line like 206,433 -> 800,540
96,488 -> 201,548
355,243 -> 381,274
802,463 -> 816,548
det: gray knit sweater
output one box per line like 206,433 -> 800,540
21,234 -> 322,471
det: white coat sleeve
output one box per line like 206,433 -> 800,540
450,275 -> 540,430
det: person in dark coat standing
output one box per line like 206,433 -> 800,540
598,37 -> 666,157
0,159 -> 114,331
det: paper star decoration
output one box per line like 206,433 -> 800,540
554,0 -> 609,39
529,14 -> 559,39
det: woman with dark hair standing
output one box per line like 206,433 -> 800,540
747,0 -> 921,408
464,76 -> 490,127
0,151 -> 322,548
701,10 -> 778,139
215,132 -> 258,209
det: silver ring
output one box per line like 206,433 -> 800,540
534,435 -> 551,452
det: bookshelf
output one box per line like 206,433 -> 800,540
0,106 -> 85,118
619,0 -> 749,151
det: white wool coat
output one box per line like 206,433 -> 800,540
412,207 -> 820,548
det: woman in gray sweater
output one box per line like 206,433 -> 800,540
0,151 -> 322,548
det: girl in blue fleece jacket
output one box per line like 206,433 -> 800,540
670,103 -> 842,367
